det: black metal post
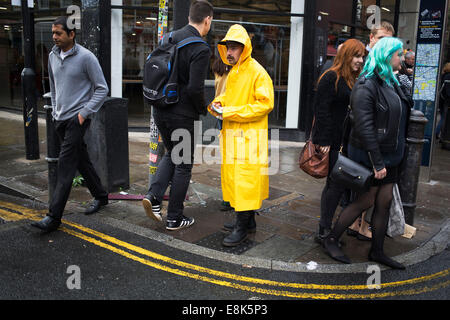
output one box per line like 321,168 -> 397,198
299,0 -> 317,134
398,109 -> 428,225
21,0 -> 40,160
173,0 -> 190,30
43,93 -> 60,203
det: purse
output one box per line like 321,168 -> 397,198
329,107 -> 373,192
387,183 -> 406,237
298,118 -> 329,179
330,152 -> 373,192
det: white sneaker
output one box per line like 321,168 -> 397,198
166,216 -> 195,231
142,197 -> 162,222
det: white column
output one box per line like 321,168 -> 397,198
111,0 -> 123,98
397,0 -> 420,51
285,0 -> 305,129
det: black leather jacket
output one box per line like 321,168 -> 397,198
349,73 -> 412,171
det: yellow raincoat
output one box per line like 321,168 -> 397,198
209,24 -> 274,212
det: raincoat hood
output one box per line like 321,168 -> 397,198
218,24 -> 252,66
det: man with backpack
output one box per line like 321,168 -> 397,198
142,0 -> 213,231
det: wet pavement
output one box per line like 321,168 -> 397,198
1,109 -> 449,268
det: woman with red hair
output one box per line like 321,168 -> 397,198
312,38 -> 366,244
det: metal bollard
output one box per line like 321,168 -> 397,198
398,109 -> 428,225
21,68 -> 40,160
43,92 -> 60,204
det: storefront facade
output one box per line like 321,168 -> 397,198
0,0 -> 448,137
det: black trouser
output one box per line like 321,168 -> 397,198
148,109 -> 195,221
49,115 -> 107,220
319,150 -> 346,230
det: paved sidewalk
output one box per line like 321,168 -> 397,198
1,109 -> 449,272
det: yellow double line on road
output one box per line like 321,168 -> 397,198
0,201 -> 449,299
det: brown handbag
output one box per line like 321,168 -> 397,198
298,118 -> 329,179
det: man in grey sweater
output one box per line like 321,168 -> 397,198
32,16 -> 109,232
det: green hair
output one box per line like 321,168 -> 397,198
361,37 -> 403,86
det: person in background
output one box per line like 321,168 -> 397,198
320,43 -> 343,77
323,37 -> 410,270
211,56 -> 232,212
436,62 -> 450,141
394,54 -> 413,98
312,39 -> 365,244
211,56 -> 230,130
399,50 -> 415,82
365,20 -> 395,54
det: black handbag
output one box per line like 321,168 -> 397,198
330,152 -> 373,192
329,110 -> 373,192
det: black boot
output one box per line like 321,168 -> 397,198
223,211 -> 256,233
222,211 -> 252,247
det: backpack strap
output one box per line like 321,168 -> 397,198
158,31 -> 174,46
176,36 -> 208,49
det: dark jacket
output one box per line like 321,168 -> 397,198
399,61 -> 414,82
439,72 -> 450,111
349,73 -> 412,171
155,25 -> 211,119
312,70 -> 352,151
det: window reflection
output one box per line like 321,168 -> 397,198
121,7 -> 291,127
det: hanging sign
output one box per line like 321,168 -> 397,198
412,0 -> 447,166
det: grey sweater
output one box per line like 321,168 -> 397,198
48,43 -> 109,121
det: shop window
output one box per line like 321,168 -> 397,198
119,5 -> 292,128
210,0 -> 290,12
0,17 -> 24,108
121,8 -> 158,118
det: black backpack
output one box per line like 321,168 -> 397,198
143,32 -> 207,107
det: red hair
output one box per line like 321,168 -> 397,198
318,38 -> 366,90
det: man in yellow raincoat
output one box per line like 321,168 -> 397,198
208,24 -> 274,247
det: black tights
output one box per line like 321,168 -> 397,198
327,183 -> 394,256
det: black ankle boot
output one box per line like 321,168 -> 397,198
223,212 -> 256,233
222,211 -> 252,247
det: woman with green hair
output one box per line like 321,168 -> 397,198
322,37 -> 412,269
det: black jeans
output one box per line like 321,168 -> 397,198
319,150 -> 346,230
49,115 -> 107,220
148,109 -> 195,221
